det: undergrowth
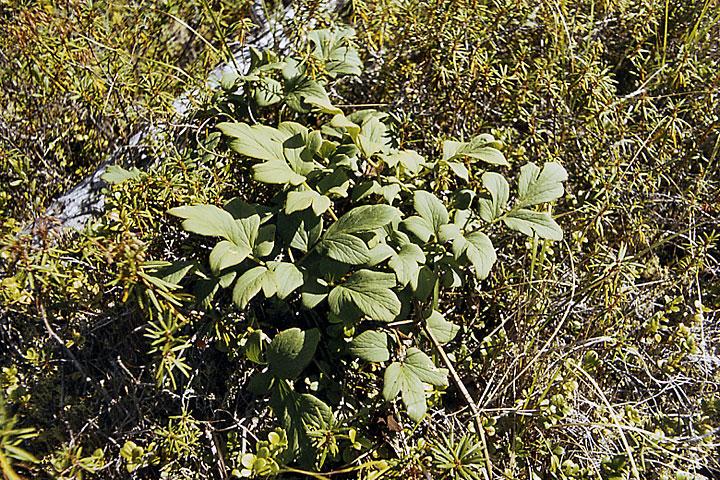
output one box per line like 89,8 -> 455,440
1,0 -> 719,479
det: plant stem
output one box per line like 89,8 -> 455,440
422,319 -> 493,479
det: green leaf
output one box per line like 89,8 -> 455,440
253,160 -> 306,185
453,231 -> 497,280
349,330 -> 390,362
167,204 -> 237,239
413,266 -> 435,301
356,117 -> 389,157
480,172 -> 509,221
285,76 -> 341,114
388,243 -> 425,286
308,28 -> 363,77
464,146 -> 507,165
383,150 -> 424,175
517,162 -> 568,207
101,165 -> 141,184
325,205 -> 400,238
247,371 -> 273,394
437,223 -> 463,243
442,136 -> 509,166
279,211 -> 323,253
271,262 -> 304,299
233,266 -> 274,308
330,114 -> 361,140
403,216 -> 434,243
382,348 -> 448,422
267,328 -> 320,379
244,329 -> 267,364
366,243 -> 395,267
253,77 -> 283,106
425,310 -> 459,343
503,209 -> 563,240
414,190 -> 449,234
218,122 -> 286,162
270,382 -> 331,462
253,224 -> 276,258
446,161 -> 469,182
209,240 -> 250,274
301,275 -> 329,309
328,270 -> 400,321
317,233 -> 370,265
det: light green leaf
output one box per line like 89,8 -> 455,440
517,162 -> 568,207
437,223 -> 463,243
454,231 -> 496,280
271,262 -> 304,299
382,362 -> 403,400
480,172 -> 509,221
317,233 -> 370,265
357,117 -> 389,157
167,204 -> 236,239
464,146 -> 508,165
388,243 -> 425,286
446,161 -> 469,182
267,328 -> 320,379
218,122 -> 286,162
383,150 -> 424,175
209,240 -> 250,274
253,77 -> 283,106
414,190 -> 449,234
442,136 -> 509,166
404,348 -> 449,386
403,216 -> 434,243
379,183 -> 401,205
349,330 -> 390,362
308,28 -> 363,77
328,270 -> 400,321
253,224 -> 275,258
503,209 -> 563,240
101,165 -> 141,184
382,348 -> 448,422
366,243 -> 395,266
285,76 -> 341,114
330,114 -> 360,140
286,190 -> 318,214
253,160 -> 306,185
233,266 -> 270,308
325,204 -> 400,238
441,140 -> 466,163
425,310 -> 459,343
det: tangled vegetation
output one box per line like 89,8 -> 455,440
1,0 -> 719,479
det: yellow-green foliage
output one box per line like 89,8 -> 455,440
1,0 -> 719,479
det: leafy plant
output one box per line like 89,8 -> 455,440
166,27 -> 568,469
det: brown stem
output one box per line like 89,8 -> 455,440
423,323 -> 493,479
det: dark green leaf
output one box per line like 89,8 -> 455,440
267,328 -> 320,379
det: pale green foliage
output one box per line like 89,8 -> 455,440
168,28 -> 568,433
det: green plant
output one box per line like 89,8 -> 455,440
163,26 -> 568,471
0,395 -> 38,480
